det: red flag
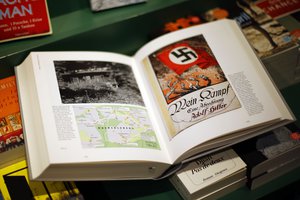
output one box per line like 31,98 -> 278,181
157,43 -> 217,75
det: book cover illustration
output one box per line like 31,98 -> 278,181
235,0 -> 296,58
0,160 -> 84,200
146,35 -> 241,138
0,76 -> 23,154
0,0 -> 52,43
90,0 -> 146,12
54,60 -> 160,150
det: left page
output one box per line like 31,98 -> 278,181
15,52 -> 170,169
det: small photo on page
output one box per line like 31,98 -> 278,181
54,60 -> 143,105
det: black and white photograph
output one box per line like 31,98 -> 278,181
54,61 -> 144,105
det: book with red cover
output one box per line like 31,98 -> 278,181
0,0 -> 52,43
251,0 -> 300,19
0,75 -> 25,168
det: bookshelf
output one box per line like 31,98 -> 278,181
1,0 -> 299,199
0,0 -> 234,77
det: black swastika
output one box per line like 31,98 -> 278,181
170,47 -> 198,63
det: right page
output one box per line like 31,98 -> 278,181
134,19 -> 295,163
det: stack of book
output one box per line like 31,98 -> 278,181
233,123 -> 300,190
169,148 -> 247,200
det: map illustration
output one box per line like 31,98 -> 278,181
74,105 -> 160,149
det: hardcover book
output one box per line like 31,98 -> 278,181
15,19 -> 295,181
0,76 -> 25,168
90,0 -> 146,12
0,159 -> 84,200
0,0 -> 52,43
169,148 -> 246,200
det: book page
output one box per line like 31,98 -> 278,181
23,52 -> 170,165
134,19 -> 294,162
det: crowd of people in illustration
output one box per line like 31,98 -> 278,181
0,133 -> 24,153
0,113 -> 24,153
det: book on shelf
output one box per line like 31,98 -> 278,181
0,75 -> 25,168
235,0 -> 299,89
169,148 -> 247,200
203,1 -> 300,89
233,123 -> 300,189
0,0 -> 52,43
89,0 -> 147,12
15,19 -> 295,181
203,1 -> 297,59
0,159 -> 84,200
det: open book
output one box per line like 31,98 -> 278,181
15,19 -> 295,181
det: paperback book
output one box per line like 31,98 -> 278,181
0,76 -> 25,168
0,0 -> 52,43
169,148 -> 246,200
15,19 -> 295,181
